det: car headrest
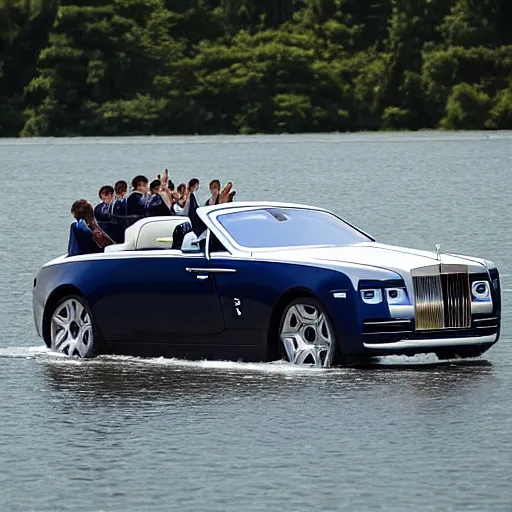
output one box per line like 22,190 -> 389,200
135,217 -> 190,250
104,216 -> 191,252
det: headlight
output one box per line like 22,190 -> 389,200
385,287 -> 409,305
360,289 -> 383,304
472,281 -> 490,301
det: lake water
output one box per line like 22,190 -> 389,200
0,132 -> 511,511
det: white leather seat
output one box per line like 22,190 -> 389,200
105,217 -> 190,252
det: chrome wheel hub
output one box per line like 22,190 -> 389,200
50,298 -> 93,357
280,303 -> 334,367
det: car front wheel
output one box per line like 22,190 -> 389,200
50,296 -> 98,358
279,298 -> 337,367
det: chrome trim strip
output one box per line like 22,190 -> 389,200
205,229 -> 212,261
473,316 -> 499,323
364,320 -> 412,325
364,330 -> 414,336
363,334 -> 497,350
185,267 -> 236,273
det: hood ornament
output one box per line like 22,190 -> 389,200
436,244 -> 441,261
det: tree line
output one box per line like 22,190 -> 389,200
1,0 -> 511,136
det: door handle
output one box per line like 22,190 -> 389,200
186,268 -> 236,274
196,274 -> 209,281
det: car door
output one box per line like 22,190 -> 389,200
92,250 -> 226,343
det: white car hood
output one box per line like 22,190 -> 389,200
257,242 -> 488,276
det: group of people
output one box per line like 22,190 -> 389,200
67,172 -> 236,257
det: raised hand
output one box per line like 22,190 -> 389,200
161,169 -> 169,189
219,182 -> 232,203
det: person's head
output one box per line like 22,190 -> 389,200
71,199 -> 94,222
98,185 -> 114,203
209,179 -> 220,196
114,180 -> 128,198
168,180 -> 175,192
188,178 -> 200,193
150,179 -> 161,195
177,183 -> 186,195
131,175 -> 149,194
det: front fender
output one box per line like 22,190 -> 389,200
211,258 -> 402,355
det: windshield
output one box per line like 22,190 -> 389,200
215,208 -> 371,249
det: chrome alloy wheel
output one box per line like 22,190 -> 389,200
280,301 -> 335,367
50,297 -> 94,357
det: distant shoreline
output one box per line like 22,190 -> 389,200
1,130 -> 511,143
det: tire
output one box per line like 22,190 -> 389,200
278,297 -> 338,367
49,295 -> 99,358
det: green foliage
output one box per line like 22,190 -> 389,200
0,0 -> 511,136
440,82 -> 491,129
487,83 -> 512,129
381,107 -> 412,130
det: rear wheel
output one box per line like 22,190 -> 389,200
278,298 -> 337,367
49,296 -> 98,358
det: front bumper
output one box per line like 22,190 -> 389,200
363,333 -> 497,351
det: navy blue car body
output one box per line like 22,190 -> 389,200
33,202 -> 501,365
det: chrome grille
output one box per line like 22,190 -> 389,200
412,265 -> 471,330
413,274 -> 444,330
442,272 -> 471,328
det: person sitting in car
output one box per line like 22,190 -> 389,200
205,179 -> 221,206
68,200 -> 114,257
181,178 -> 206,235
94,185 -> 115,239
205,180 -> 236,206
126,175 -> 149,227
110,180 -> 129,243
146,178 -> 172,217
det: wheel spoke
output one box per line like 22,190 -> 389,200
53,327 -> 68,350
74,301 -> 86,326
65,301 -> 75,323
295,304 -> 318,324
281,306 -> 302,335
66,341 -> 77,356
53,314 -> 68,329
293,347 -> 314,365
315,314 -> 332,346
75,325 -> 92,357
282,336 -> 298,363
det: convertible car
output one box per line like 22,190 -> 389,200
32,202 -> 501,366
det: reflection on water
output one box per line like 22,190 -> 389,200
39,354 -> 495,406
